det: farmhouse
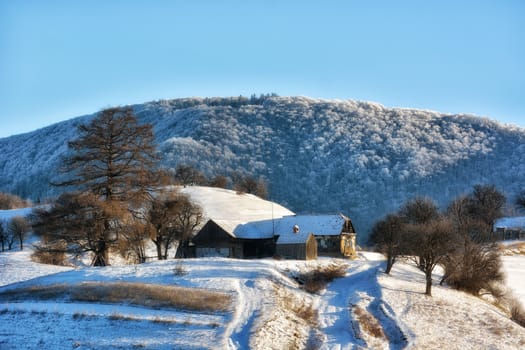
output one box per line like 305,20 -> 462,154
494,217 -> 525,240
181,186 -> 357,260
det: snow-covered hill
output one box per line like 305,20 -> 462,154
1,96 -> 525,239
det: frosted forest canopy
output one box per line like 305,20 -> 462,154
1,96 -> 524,239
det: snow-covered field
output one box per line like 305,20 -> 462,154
1,249 -> 524,349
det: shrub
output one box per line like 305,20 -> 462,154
297,263 -> 347,294
0,192 -> 30,209
443,242 -> 504,295
31,240 -> 68,266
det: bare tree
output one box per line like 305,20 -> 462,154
405,217 -> 456,296
44,107 -> 160,265
467,184 -> 506,237
209,175 -> 229,189
233,175 -> 268,199
399,196 -> 439,225
146,191 -> 203,260
443,193 -> 505,294
118,219 -> 150,264
0,219 -> 6,252
173,165 -> 207,187
369,214 -> 404,274
399,196 -> 440,270
515,190 -> 525,213
32,192 -> 124,266
8,216 -> 30,250
58,107 -> 159,202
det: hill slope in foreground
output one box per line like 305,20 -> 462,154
0,248 -> 524,349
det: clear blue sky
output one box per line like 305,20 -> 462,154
1,0 -> 524,137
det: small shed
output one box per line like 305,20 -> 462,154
276,229 -> 317,260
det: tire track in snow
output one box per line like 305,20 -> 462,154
316,262 -> 378,349
225,279 -> 261,349
317,260 -> 409,349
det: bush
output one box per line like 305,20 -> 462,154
297,263 -> 347,294
31,240 -> 68,266
0,192 -> 30,209
443,242 -> 504,295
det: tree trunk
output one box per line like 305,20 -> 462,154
92,240 -> 108,266
163,243 -> 169,260
154,241 -> 164,260
19,236 -> 23,251
425,271 -> 433,296
385,255 -> 394,274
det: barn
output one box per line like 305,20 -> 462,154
275,227 -> 317,260
180,186 -> 295,258
181,186 -> 358,260
494,217 -> 525,240
191,219 -> 276,258
275,214 -> 355,256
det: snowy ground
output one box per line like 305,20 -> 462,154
0,249 -> 524,349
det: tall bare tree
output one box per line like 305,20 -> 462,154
59,107 -> 159,203
42,107 -> 159,265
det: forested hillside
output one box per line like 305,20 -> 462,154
1,96 -> 524,238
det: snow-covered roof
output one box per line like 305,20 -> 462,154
274,215 -> 347,236
276,231 -> 313,244
494,216 -> 525,230
180,186 -> 295,224
219,214 -> 348,240
181,187 -> 349,241
180,186 -> 295,239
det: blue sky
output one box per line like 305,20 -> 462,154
1,0 -> 524,137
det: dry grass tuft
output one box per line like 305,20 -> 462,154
275,284 -> 317,325
352,305 -> 385,338
0,282 -> 231,313
510,299 -> 525,328
298,263 -> 347,294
